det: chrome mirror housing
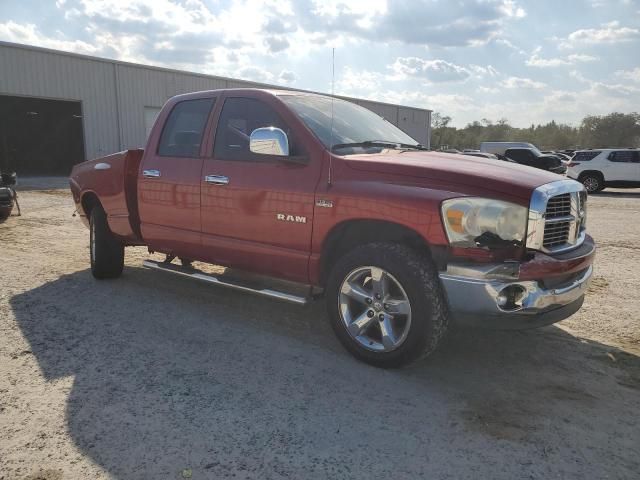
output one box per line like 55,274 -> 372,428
249,127 -> 289,156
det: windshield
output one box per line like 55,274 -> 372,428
280,94 -> 420,152
530,146 -> 543,156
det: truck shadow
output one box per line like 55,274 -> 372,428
10,267 -> 640,479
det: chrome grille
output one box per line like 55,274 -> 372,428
542,192 -> 585,250
527,180 -> 587,254
545,193 -> 571,218
543,193 -> 573,248
543,220 -> 571,247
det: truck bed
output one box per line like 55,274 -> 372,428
69,149 -> 144,244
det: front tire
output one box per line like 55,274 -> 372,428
325,243 -> 448,368
90,206 -> 124,279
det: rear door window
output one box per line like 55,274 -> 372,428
608,151 -> 638,163
158,98 -> 215,157
574,151 -> 600,161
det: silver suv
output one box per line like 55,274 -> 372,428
567,149 -> 640,192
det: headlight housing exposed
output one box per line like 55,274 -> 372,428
441,197 -> 528,247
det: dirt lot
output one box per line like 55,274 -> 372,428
1,179 -> 639,480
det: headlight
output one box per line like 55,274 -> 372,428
441,197 -> 528,247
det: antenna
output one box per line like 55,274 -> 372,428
328,47 -> 335,186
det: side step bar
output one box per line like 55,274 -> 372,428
142,260 -> 309,305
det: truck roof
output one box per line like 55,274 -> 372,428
163,88 -> 333,105
165,88 -> 412,108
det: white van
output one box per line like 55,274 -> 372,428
480,142 -> 537,155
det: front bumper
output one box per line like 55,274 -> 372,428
439,241 -> 594,329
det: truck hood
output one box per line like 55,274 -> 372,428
343,150 -> 563,200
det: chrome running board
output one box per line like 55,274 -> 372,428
142,259 -> 309,305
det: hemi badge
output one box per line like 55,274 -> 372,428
316,199 -> 333,208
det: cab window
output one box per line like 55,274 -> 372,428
158,98 -> 215,157
213,97 -> 296,159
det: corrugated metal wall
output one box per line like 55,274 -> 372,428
0,44 -> 120,160
0,41 -> 431,162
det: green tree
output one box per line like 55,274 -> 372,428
431,112 -> 452,149
579,113 -> 640,148
429,112 -> 640,151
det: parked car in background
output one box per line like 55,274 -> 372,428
503,148 -> 567,174
567,149 -> 640,192
0,171 -> 19,222
480,142 -> 537,155
542,151 -> 572,163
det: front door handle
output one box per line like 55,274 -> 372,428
204,175 -> 229,185
143,169 -> 161,178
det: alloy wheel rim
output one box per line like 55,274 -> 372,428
338,266 -> 412,352
583,177 -> 598,192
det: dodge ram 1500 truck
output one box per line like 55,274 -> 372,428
70,89 -> 595,368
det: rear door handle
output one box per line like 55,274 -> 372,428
143,169 -> 161,178
205,175 -> 229,185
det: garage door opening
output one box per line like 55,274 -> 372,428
0,95 -> 85,175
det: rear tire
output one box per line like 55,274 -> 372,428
325,242 -> 448,368
580,173 -> 604,193
90,206 -> 124,279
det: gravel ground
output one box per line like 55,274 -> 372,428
1,179 -> 639,480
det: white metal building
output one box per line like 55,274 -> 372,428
0,41 -> 431,174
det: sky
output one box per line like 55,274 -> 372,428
0,0 -> 639,127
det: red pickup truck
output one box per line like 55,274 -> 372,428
69,88 -> 595,367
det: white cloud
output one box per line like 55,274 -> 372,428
389,57 -> 471,82
278,69 -> 297,84
615,67 -> 640,82
289,0 -> 528,47
500,76 -> 547,89
264,36 -> 289,53
526,52 -> 598,67
591,81 -> 640,97
560,21 -> 640,48
377,91 -> 479,115
493,38 -> 527,55
336,67 -> 383,93
0,21 -> 100,55
478,86 -> 501,94
236,66 -> 274,83
469,65 -> 500,77
498,0 -> 526,18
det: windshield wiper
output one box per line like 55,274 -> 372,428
331,140 -> 428,152
396,143 -> 429,151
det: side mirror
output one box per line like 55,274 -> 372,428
249,127 -> 289,156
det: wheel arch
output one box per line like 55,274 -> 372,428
318,219 -> 443,286
578,170 -> 605,182
80,191 -> 102,218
